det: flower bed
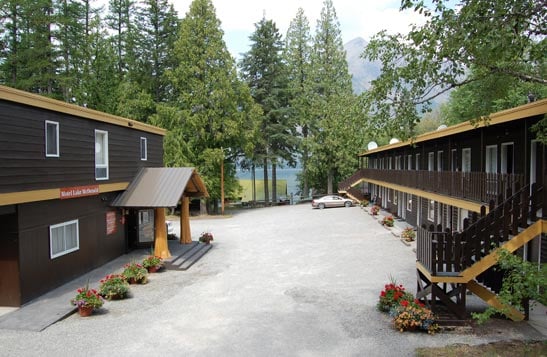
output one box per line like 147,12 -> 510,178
378,277 -> 439,334
401,227 -> 416,242
122,262 -> 148,284
142,255 -> 163,272
381,215 -> 394,227
199,232 -> 214,244
99,274 -> 130,300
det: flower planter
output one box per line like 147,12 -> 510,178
78,305 -> 94,317
147,265 -> 160,273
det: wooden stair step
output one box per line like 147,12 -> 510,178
178,244 -> 212,270
169,242 -> 202,266
165,243 -> 212,271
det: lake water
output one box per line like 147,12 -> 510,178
236,167 -> 301,198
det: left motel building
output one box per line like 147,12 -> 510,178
0,85 -> 198,307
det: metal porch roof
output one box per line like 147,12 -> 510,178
111,167 -> 208,208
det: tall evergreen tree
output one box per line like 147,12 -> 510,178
1,0 -> 57,95
55,0 -> 87,102
167,0 -> 260,211
307,0 -> 362,194
106,0 -> 136,79
133,0 -> 179,102
240,16 -> 294,205
284,8 -> 313,198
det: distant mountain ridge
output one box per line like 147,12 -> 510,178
344,37 -> 449,106
344,37 -> 380,94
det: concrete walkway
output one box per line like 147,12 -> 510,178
0,240 -> 204,331
0,205 -> 544,357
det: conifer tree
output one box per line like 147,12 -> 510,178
307,0 -> 363,194
167,0 -> 260,210
240,16 -> 294,205
133,0 -> 179,102
285,8 -> 313,198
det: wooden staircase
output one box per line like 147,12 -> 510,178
338,170 -> 368,202
416,183 -> 545,321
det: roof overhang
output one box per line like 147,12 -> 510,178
111,167 -> 208,208
0,85 -> 166,136
359,98 -> 547,157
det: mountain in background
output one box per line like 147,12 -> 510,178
344,37 -> 380,95
344,37 -> 449,107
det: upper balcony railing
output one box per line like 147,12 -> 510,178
338,168 -> 525,204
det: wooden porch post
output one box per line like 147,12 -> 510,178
154,208 -> 171,259
180,196 -> 192,244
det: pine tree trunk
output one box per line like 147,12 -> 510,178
251,164 -> 256,203
263,158 -> 269,205
327,169 -> 334,195
272,161 -> 277,205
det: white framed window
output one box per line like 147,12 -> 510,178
45,120 -> 59,157
437,151 -> 443,171
428,152 -> 435,171
407,155 -> 412,170
407,197 -> 412,211
140,137 -> 147,161
462,148 -> 471,172
485,145 -> 497,173
50,220 -> 79,259
428,200 -> 435,221
415,154 -> 420,170
95,130 -> 109,180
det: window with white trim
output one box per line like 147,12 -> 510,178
95,130 -> 109,180
45,120 -> 59,157
428,152 -> 435,171
428,200 -> 435,221
140,137 -> 147,161
437,151 -> 443,171
50,220 -> 79,259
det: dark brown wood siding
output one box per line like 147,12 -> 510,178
0,100 -> 163,194
16,192 -> 125,304
406,194 -> 417,226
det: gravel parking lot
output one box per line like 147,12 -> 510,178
0,204 -> 543,356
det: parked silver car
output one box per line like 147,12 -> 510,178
311,195 -> 353,209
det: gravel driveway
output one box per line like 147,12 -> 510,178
0,204 -> 542,356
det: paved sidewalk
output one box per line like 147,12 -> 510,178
0,240 -> 193,331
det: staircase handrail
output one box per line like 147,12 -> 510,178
417,182 -> 543,275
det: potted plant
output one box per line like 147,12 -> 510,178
370,205 -> 380,215
382,215 -> 394,227
98,274 -> 130,300
142,255 -> 163,273
199,232 -> 214,244
377,280 -> 412,312
401,227 -> 416,242
391,299 -> 439,333
71,284 -> 104,317
122,262 -> 148,284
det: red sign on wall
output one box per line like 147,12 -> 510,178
106,211 -> 117,235
60,185 -> 100,200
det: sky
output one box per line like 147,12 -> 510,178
165,0 -> 426,59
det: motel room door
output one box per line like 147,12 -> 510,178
0,207 -> 21,306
